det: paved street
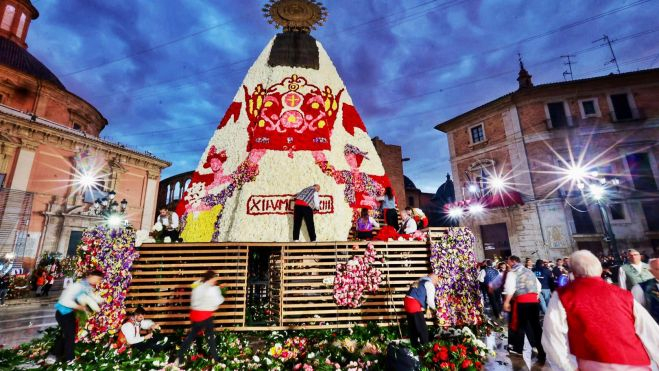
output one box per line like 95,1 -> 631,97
0,296 -> 57,349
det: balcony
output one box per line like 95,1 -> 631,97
609,108 -> 645,123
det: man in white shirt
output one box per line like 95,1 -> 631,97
158,208 -> 180,242
618,249 -> 653,290
502,256 -> 545,362
398,208 -> 417,235
542,250 -> 659,371
632,258 -> 659,324
120,307 -> 163,352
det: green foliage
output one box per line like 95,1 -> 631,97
0,324 -> 499,370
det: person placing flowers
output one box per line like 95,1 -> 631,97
45,270 -> 104,365
119,306 -> 163,352
355,207 -> 379,240
157,207 -> 180,242
404,273 -> 439,348
175,270 -> 225,366
292,184 -> 320,242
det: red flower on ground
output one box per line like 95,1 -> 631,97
439,348 -> 449,361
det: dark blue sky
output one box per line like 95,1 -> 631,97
27,0 -> 659,192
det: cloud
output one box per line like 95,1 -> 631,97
21,0 -> 659,194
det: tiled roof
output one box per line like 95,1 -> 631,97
0,37 -> 64,89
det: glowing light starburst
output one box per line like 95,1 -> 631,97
447,206 -> 464,219
534,134 -> 634,204
71,163 -> 108,196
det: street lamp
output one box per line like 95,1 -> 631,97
565,166 -> 622,263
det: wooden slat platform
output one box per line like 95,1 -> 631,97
126,228 -> 448,331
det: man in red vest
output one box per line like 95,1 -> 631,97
542,250 -> 659,370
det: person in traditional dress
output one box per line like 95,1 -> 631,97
502,256 -> 545,362
119,307 -> 163,352
631,258 -> 659,324
542,250 -> 659,370
313,145 -> 387,221
203,146 -> 231,190
157,208 -> 180,242
403,274 -> 439,348
618,249 -> 653,290
292,184 -> 320,242
355,207 -> 379,240
175,270 -> 224,365
45,270 -> 104,364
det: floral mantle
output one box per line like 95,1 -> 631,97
430,228 -> 483,327
75,226 -> 139,342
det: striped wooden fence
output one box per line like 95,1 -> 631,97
126,228 -> 448,331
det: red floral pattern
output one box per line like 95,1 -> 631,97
243,74 -> 343,153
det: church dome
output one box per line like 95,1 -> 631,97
0,37 -> 64,89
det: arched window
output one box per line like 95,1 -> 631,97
183,178 -> 191,198
165,184 -> 171,204
1,5 -> 16,31
173,182 -> 181,200
15,13 -> 25,38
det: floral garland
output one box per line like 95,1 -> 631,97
430,228 -> 483,327
75,226 -> 139,342
333,243 -> 383,308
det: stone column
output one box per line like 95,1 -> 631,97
140,171 -> 160,230
9,144 -> 37,191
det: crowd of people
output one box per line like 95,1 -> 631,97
475,249 -> 659,369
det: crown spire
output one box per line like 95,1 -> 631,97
263,0 -> 328,33
517,53 -> 533,89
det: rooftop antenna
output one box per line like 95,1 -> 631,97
561,54 -> 575,81
593,35 -> 620,74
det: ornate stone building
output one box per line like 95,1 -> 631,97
0,0 -> 169,267
436,65 -> 659,260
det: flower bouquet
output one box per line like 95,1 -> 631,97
422,327 -> 494,370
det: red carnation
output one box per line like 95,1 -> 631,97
439,348 -> 449,361
440,362 -> 450,370
450,345 -> 458,353
433,343 -> 440,353
474,361 -> 482,369
461,359 -> 472,369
